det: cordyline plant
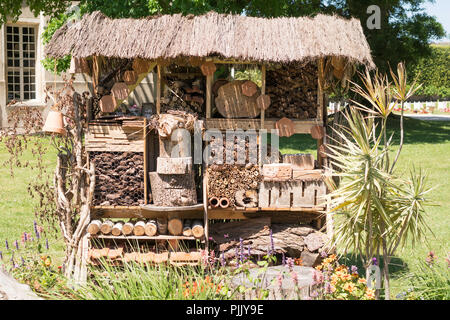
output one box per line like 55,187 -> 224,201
0,77 -> 95,282
325,63 -> 431,300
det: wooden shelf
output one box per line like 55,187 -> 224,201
91,204 -> 205,219
205,118 -> 321,133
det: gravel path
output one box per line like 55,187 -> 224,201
405,114 -> 450,121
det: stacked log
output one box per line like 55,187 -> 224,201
161,78 -> 205,116
91,151 -> 145,206
87,219 -> 205,238
209,217 -> 329,267
207,164 -> 261,208
266,62 -> 319,119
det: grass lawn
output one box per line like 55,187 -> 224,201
0,115 -> 449,298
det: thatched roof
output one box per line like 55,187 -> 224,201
45,11 -> 375,68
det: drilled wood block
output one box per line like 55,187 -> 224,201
259,180 -> 327,208
262,163 -> 292,181
292,170 -> 323,181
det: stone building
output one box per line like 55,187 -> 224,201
0,5 -> 155,128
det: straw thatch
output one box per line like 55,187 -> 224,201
45,11 -> 375,68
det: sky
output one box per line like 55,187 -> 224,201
424,0 -> 450,42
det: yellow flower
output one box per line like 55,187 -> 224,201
340,273 -> 352,282
358,278 -> 367,284
329,254 -> 337,261
331,274 -> 339,285
365,288 -> 375,300
315,265 -> 323,271
44,257 -> 51,267
343,282 -> 356,293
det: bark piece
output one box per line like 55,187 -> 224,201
304,232 -> 327,252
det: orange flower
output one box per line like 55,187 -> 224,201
358,278 -> 367,284
340,273 -> 352,282
343,282 -> 356,293
294,258 -> 303,266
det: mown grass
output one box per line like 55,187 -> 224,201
0,115 -> 448,298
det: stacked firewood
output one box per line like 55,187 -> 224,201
87,218 -> 205,238
161,78 -> 205,116
88,246 -> 202,266
207,164 -> 261,208
266,62 -> 319,119
91,151 -> 145,206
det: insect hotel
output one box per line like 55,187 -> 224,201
44,11 -> 374,277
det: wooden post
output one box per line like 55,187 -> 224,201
156,64 -> 162,115
259,64 -> 266,168
206,73 -> 213,119
317,59 -> 325,168
144,118 -> 148,204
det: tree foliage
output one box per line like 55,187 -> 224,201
409,45 -> 450,99
3,0 -> 446,82
0,0 -> 71,25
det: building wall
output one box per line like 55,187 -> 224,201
0,6 -> 156,129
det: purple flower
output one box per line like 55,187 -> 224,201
223,234 -> 229,239
21,257 -> 25,266
291,271 -> 298,287
277,273 -> 283,289
286,257 -> 294,272
5,240 -> 9,250
247,245 -> 251,258
282,252 -> 286,266
320,251 -> 328,258
0,251 -> 2,260
14,240 -> 19,250
325,282 -> 332,294
351,265 -> 358,274
220,251 -> 225,267
45,238 -> 49,250
239,238 -> 244,263
36,230 -> 41,240
310,290 -> 319,298
34,221 -> 38,235
372,257 -> 378,266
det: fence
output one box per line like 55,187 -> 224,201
328,101 -> 450,114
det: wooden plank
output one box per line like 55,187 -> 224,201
156,64 -> 162,115
205,118 -> 320,133
144,118 -> 148,204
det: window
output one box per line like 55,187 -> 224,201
6,25 -> 36,102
